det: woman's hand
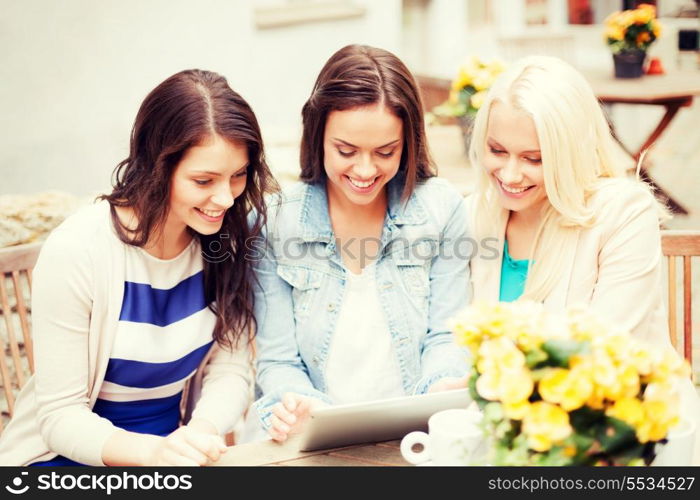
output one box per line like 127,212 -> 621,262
427,376 -> 468,393
142,424 -> 227,466
268,392 -> 328,443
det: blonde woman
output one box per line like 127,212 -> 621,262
467,55 -> 699,462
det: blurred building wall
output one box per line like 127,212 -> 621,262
0,0 -> 402,196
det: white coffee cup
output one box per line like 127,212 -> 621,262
652,417 -> 697,466
400,408 -> 484,466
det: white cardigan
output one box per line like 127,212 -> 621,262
0,201 -> 252,466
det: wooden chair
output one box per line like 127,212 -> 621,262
661,230 -> 700,367
0,242 -> 41,432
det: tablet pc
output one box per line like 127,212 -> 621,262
297,388 -> 472,452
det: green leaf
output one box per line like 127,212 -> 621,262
484,402 -> 504,422
535,446 -> 575,466
432,101 -> 465,118
569,406 -> 606,433
525,347 -> 548,368
567,433 -> 596,464
468,370 -> 488,408
596,416 -> 639,454
493,433 -> 531,466
459,87 -> 477,99
540,339 -> 589,367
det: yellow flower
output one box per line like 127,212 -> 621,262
586,385 -> 607,410
502,399 -> 530,420
628,346 -> 654,377
603,4 -> 660,51
499,367 -> 534,405
522,402 -> 572,452
452,322 -> 482,355
539,367 -> 593,411
539,368 -> 569,402
620,11 -> 635,28
594,331 -> 628,361
606,397 -> 645,428
506,301 -> 546,350
617,363 -> 641,399
649,350 -> 691,383
477,336 -> 526,373
450,54 -> 507,96
476,371 -> 500,401
638,3 -> 656,16
451,56 -> 481,91
605,25 -> 625,41
451,69 -> 472,92
634,382 -> 681,443
475,337 -> 532,403
633,6 -> 653,24
472,70 -> 496,92
470,90 -> 487,111
589,352 -> 623,400
451,301 -> 512,345
637,399 -> 679,442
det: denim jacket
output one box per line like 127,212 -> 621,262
251,175 -> 471,430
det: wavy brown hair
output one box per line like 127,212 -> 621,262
100,69 -> 278,350
300,44 -> 435,200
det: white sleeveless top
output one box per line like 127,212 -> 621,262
325,263 -> 404,404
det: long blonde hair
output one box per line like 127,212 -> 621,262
468,56 -> 664,301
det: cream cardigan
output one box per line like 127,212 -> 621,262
469,178 -> 700,464
0,201 -> 252,466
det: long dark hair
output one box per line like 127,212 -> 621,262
100,69 -> 278,350
300,44 -> 435,201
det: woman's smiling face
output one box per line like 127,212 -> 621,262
323,103 -> 403,208
482,101 -> 548,218
168,134 -> 249,236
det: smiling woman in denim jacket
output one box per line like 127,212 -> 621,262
250,45 -> 471,442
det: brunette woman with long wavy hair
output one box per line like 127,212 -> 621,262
0,69 -> 278,466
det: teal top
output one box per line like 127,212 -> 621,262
499,240 -> 530,303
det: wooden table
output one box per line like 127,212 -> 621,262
214,431 -> 700,466
586,69 -> 700,214
214,435 -> 410,466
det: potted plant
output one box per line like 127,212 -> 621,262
604,3 -> 663,78
432,56 -> 506,155
450,301 -> 691,465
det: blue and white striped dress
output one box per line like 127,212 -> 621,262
32,239 -> 215,466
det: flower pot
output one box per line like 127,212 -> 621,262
457,114 -> 475,156
612,50 -> 647,79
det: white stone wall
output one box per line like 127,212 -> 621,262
0,0 -> 402,197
